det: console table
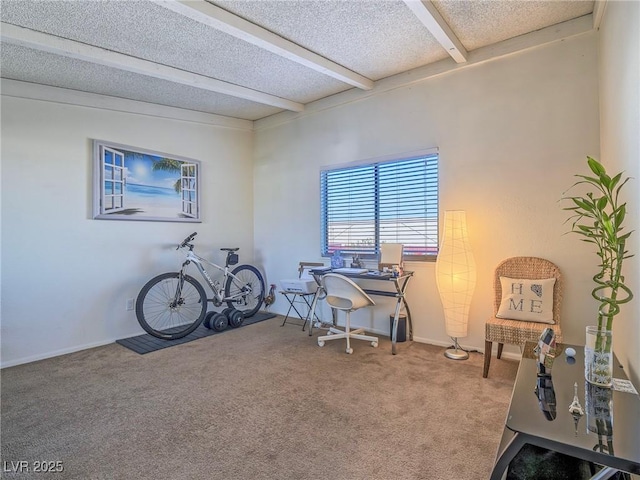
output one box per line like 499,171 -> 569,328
490,341 -> 640,480
308,268 -> 413,354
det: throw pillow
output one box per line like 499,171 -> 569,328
496,277 -> 556,324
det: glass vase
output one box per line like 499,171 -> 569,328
585,382 -> 614,454
584,326 -> 613,387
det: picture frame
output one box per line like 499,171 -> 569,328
92,140 -> 201,222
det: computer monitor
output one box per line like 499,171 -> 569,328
379,243 -> 403,270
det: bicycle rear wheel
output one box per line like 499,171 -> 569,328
224,265 -> 265,318
135,272 -> 207,340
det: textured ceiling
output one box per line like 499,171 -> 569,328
214,0 -> 450,80
433,0 -> 594,50
0,0 -> 595,122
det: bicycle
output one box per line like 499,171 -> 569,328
135,232 -> 266,340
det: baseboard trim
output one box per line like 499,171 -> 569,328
411,335 -> 522,361
0,336 -> 134,369
2,327 -> 523,368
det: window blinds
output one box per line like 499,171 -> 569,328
321,154 -> 438,259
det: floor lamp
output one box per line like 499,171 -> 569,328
435,210 -> 477,360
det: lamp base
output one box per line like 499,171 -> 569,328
444,348 -> 469,360
444,337 -> 469,360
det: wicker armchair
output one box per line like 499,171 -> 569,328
483,257 -> 563,378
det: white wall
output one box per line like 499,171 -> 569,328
598,0 -> 640,387
253,33 -> 601,357
1,93 -> 254,367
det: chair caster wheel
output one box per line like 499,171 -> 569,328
371,342 -> 378,348
318,340 -> 325,347
346,348 -> 353,354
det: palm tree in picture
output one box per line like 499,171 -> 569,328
152,157 -> 182,193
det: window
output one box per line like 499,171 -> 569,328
320,152 -> 438,260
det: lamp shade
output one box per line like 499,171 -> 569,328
435,210 -> 477,338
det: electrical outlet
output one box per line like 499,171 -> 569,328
126,298 -> 134,311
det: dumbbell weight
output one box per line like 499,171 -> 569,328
203,311 -> 216,329
228,309 -> 244,328
211,312 -> 229,332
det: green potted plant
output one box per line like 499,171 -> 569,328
562,156 -> 634,386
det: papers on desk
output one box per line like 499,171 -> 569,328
311,266 -> 332,273
368,271 -> 392,278
612,378 -> 639,395
333,267 -> 369,275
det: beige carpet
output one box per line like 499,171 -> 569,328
1,317 -> 518,479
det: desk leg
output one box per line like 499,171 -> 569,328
391,275 -> 413,355
490,432 -> 526,480
404,300 -> 413,341
281,293 -> 313,330
391,301 -> 402,355
308,289 -> 321,337
301,296 -> 319,332
281,293 -> 295,327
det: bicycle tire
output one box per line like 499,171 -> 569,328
224,265 -> 265,318
135,272 -> 207,340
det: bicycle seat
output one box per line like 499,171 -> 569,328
220,247 -> 239,252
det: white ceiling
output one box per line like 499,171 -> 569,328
1,0 -> 596,122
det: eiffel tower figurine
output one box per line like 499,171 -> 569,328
568,382 -> 584,436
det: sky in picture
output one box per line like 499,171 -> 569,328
123,151 -> 179,188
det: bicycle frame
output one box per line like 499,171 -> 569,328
179,248 -> 251,307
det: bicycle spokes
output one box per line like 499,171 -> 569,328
136,272 -> 207,340
224,265 -> 265,317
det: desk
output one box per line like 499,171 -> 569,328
308,268 -> 413,355
490,341 -> 640,480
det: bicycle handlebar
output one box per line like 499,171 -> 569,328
178,232 -> 198,249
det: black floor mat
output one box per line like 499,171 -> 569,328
116,311 -> 276,354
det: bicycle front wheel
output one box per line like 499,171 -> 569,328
135,272 -> 207,340
224,265 -> 265,318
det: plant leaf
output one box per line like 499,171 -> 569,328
587,156 -> 606,176
610,172 -> 622,190
572,198 -> 593,212
615,203 -> 626,226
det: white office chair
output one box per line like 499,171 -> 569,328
317,273 -> 379,354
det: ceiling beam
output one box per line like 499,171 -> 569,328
151,0 -> 374,90
256,14 -> 593,129
0,22 -> 304,112
402,0 -> 468,63
2,79 -> 254,130
592,0 -> 607,30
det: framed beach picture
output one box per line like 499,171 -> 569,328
92,140 -> 201,222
